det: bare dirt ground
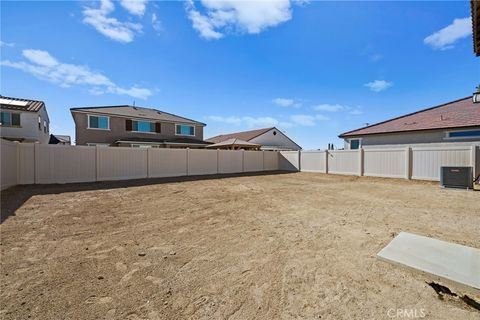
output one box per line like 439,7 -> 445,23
1,172 -> 479,320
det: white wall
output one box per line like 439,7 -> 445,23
250,128 -> 301,150
363,148 -> 406,178
0,106 -> 50,144
279,151 -> 300,171
328,150 -> 359,175
300,151 -> 326,172
0,143 -> 280,189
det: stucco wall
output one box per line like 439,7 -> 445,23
344,127 -> 480,149
72,112 -> 204,145
250,128 -> 301,150
0,106 -> 50,143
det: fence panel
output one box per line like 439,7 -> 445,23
188,149 -> 218,175
263,151 -> 279,171
300,151 -> 326,172
411,146 -> 472,181
1,140 -> 18,190
279,151 -> 299,171
18,143 -> 35,184
328,150 -> 359,175
98,147 -> 148,181
36,145 -> 96,184
218,150 -> 243,174
363,148 -> 406,178
244,150 -> 263,172
148,148 -> 187,178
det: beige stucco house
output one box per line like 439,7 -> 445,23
0,95 -> 50,144
70,105 -> 211,148
207,127 -> 302,151
339,96 -> 480,149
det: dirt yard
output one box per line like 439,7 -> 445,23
1,172 -> 479,319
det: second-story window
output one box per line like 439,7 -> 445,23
38,116 -> 41,130
176,124 -> 195,136
44,120 -> 47,133
133,120 -> 155,133
0,111 -> 20,126
88,115 -> 109,130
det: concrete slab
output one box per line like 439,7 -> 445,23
377,232 -> 480,295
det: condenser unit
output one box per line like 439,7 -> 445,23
440,167 -> 473,189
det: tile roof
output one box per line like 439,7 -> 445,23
339,97 -> 480,137
206,127 -> 274,143
0,95 -> 45,112
70,105 -> 206,125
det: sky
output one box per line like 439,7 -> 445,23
1,0 -> 478,149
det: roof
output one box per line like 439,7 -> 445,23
0,95 -> 45,112
206,127 -> 274,143
70,105 -> 206,126
339,97 -> 480,138
115,137 -> 212,145
206,138 -> 260,148
49,134 -> 71,144
472,0 -> 480,56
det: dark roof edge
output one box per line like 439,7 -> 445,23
206,127 -> 275,141
338,96 -> 473,138
339,124 -> 480,138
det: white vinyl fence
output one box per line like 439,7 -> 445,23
281,143 -> 479,182
0,140 -> 280,190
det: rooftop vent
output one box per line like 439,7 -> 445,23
473,86 -> 480,103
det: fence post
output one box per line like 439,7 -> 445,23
325,150 -> 329,174
217,149 -> 220,174
242,149 -> 245,173
405,146 -> 412,180
15,141 -> 20,185
34,142 -> 39,184
358,148 -> 364,176
186,148 -> 190,176
298,150 -> 301,172
262,150 -> 265,171
471,145 -> 477,180
95,145 -> 100,181
146,148 -> 150,178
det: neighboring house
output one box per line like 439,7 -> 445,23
49,134 -> 71,145
70,105 -> 211,148
0,95 -> 50,144
339,96 -> 480,149
207,127 -> 302,151
206,138 -> 261,150
472,0 -> 479,56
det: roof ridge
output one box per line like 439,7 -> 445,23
339,96 -> 473,137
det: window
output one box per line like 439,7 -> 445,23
88,115 -> 109,129
38,116 -> 41,130
447,130 -> 480,139
44,120 -> 47,133
0,112 -> 20,126
350,139 -> 360,150
176,124 -> 195,136
132,120 -> 155,133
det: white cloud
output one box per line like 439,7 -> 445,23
206,115 -> 283,128
313,103 -> 345,112
424,17 -> 471,50
185,0 -> 294,40
82,0 -> 142,43
364,80 -> 393,92
348,109 -> 363,115
272,97 -> 301,108
120,0 -> 147,16
1,49 -> 152,99
151,13 -> 162,33
0,41 -> 15,47
290,114 -> 329,126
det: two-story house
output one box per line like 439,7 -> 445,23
70,105 -> 211,148
0,95 -> 50,144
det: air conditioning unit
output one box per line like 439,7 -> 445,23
440,167 -> 473,189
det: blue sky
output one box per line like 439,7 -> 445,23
1,0 -> 478,149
